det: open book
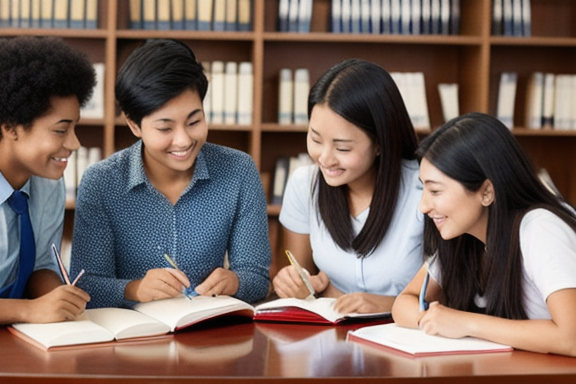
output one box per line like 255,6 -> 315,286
253,297 -> 391,325
9,295 -> 254,351
347,323 -> 513,357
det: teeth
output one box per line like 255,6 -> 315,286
171,151 -> 187,156
53,157 -> 68,162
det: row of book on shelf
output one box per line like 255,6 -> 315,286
129,0 -> 252,31
492,0 -> 531,37
0,0 -> 98,29
63,146 -> 102,204
496,71 -> 576,131
329,0 -> 460,35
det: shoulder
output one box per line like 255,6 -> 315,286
289,164 -> 318,186
520,208 -> 576,248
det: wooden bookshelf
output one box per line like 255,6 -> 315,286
3,0 -> 576,274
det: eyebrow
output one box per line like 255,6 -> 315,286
309,127 -> 354,143
153,109 -> 202,123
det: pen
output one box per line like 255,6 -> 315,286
285,250 -> 315,298
51,243 -> 84,286
419,271 -> 430,312
163,253 -> 197,299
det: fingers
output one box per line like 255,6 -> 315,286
137,268 -> 190,302
272,266 -> 311,299
194,268 -> 239,297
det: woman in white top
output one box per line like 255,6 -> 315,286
392,112 -> 576,357
273,59 -> 424,314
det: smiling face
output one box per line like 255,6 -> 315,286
419,157 -> 493,243
127,88 -> 208,179
1,95 -> 81,189
306,103 -> 379,190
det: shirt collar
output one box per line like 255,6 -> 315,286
0,171 -> 31,205
125,140 -> 210,193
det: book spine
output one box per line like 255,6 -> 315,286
496,72 -> 518,129
197,0 -> 213,30
224,61 -> 238,124
237,0 -> 250,30
202,62 -> 212,124
293,68 -> 310,125
212,0 -> 225,31
237,62 -> 253,125
52,0 -> 68,28
129,0 -> 142,29
142,0 -> 156,29
171,0 -> 185,29
157,0 -> 171,29
210,61 -> 225,124
69,0 -> 85,29
278,68 -> 294,124
184,0 -> 196,29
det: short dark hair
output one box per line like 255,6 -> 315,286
115,39 -> 208,126
308,58 -> 418,257
0,36 -> 96,137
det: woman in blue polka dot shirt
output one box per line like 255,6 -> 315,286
70,39 -> 271,308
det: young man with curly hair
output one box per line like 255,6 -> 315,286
0,36 -> 95,324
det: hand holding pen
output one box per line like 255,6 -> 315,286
51,244 -> 84,286
285,250 -> 316,299
163,253 -> 197,300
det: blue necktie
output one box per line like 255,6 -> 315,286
0,191 -> 36,298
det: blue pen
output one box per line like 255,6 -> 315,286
163,253 -> 197,299
419,271 -> 430,311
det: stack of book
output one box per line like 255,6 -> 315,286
129,0 -> 252,31
277,0 -> 313,32
330,0 -> 460,35
0,0 -> 98,29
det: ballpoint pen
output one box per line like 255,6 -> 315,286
163,253 -> 197,299
419,271 -> 430,312
285,250 -> 315,298
51,243 -> 84,286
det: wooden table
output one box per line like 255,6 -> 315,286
1,319 -> 575,383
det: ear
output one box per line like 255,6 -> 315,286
480,179 -> 495,207
1,123 -> 19,141
125,118 -> 142,138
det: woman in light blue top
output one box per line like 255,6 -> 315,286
70,39 -> 271,308
273,59 -> 424,314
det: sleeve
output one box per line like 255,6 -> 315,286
520,209 -> 576,300
278,165 -> 316,234
70,166 -> 133,308
227,157 -> 272,303
33,178 -> 64,274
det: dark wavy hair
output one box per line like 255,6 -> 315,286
0,36 -> 96,138
115,39 -> 208,126
308,59 -> 418,257
417,112 -> 576,319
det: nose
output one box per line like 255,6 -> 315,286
419,192 -> 431,214
172,125 -> 192,147
318,146 -> 336,167
64,127 -> 81,151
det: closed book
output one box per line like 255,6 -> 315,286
278,68 -> 294,124
512,0 -> 522,36
0,0 -> 9,27
400,0 -> 410,34
85,0 -> 97,28
438,83 -> 459,123
197,0 -> 213,30
20,0 -> 31,28
171,0 -> 185,29
278,0 -> 290,31
225,0 -> 237,31
430,0 -> 440,34
9,0 -> 18,27
502,0 -> 513,36
30,0 -> 40,27
210,61 -> 225,124
492,0 -> 502,35
450,0 -> 460,34
156,0 -> 171,29
202,61 -> 212,123
212,0 -> 225,31
293,68 -> 310,125
224,61 -> 238,124
64,151 -> 77,204
496,72 -> 518,129
524,72 -> 544,129
410,0 -> 421,35
237,0 -> 250,30
40,0 -> 53,27
237,62 -> 253,125
347,323 -> 513,357
369,0 -> 381,34
129,0 -> 142,29
184,0 -> 196,29
331,0 -> 342,33
381,0 -> 391,34
440,0 -> 449,34
409,72 -> 430,130
297,0 -> 312,33
553,74 -> 571,130
69,0 -> 85,29
254,297 -> 391,325
541,73 -> 555,128
341,0 -> 351,33
288,0 -> 299,32
360,0 -> 370,33
521,0 -> 530,37
142,0 -> 156,29
81,63 -> 105,120
271,156 -> 290,205
52,0 -> 68,29
389,0 -> 399,34
421,0 -> 431,34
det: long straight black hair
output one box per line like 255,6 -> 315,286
417,112 -> 576,319
308,59 -> 418,257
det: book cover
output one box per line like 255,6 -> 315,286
439,0 -> 450,34
400,0 -> 410,34
438,82 -> 459,123
171,0 -> 185,29
254,297 -> 392,325
0,0 -> 9,28
496,71 -> 518,129
20,0 -> 31,28
389,0 -> 400,34
502,0 -> 513,36
288,0 -> 299,32
369,0 -> 381,34
331,0 -> 342,33
410,0 -> 421,35
360,0 -> 370,33
278,0 -> 290,31
30,0 -> 41,28
420,0 -> 431,34
9,0 -> 18,27
39,0 -> 53,28
341,0 -> 351,33
81,63 -> 105,119
347,323 -> 513,357
381,0 -> 391,34
297,0 -> 313,33
430,0 -> 440,34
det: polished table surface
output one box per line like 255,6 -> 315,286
1,318 -> 576,383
